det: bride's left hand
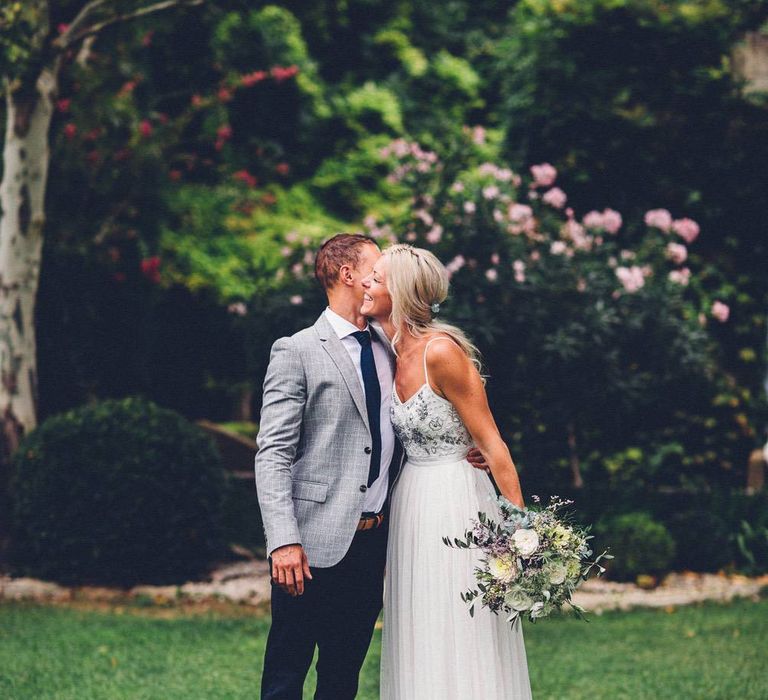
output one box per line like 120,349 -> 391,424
466,447 -> 489,472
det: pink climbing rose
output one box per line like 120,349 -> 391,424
615,266 -> 645,293
530,163 -> 557,188
711,301 -> 730,322
644,209 -> 673,232
542,188 -> 567,209
665,242 -> 688,265
672,218 -> 700,244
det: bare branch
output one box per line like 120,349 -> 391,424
53,0 -> 111,50
54,0 -> 204,52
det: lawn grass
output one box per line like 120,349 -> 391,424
0,598 -> 765,699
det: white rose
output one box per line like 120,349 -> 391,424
530,601 -> 547,619
511,528 -> 540,557
488,555 -> 517,584
545,561 -> 568,586
505,589 -> 534,611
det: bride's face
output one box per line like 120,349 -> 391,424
360,256 -> 392,320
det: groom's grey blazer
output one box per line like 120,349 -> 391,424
254,312 -> 402,568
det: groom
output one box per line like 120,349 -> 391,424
255,233 -> 484,699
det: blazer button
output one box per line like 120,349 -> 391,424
359,485 -> 367,492
364,446 -> 372,454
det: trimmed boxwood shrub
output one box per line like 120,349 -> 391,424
10,397 -> 226,586
595,512 -> 676,582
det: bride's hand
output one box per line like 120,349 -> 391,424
466,447 -> 489,472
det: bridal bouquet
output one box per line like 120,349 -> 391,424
444,495 -> 612,624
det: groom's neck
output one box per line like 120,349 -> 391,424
327,292 -> 367,330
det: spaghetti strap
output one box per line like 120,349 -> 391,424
422,336 -> 453,387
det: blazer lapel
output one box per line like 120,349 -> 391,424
314,313 -> 370,431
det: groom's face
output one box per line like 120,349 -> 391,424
348,243 -> 381,304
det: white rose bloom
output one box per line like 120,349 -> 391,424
511,528 -> 540,557
488,555 -> 517,584
505,589 -> 534,611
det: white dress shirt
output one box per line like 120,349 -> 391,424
324,307 -> 395,513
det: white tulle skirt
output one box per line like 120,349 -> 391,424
380,455 -> 532,700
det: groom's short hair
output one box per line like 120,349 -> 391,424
315,233 -> 377,290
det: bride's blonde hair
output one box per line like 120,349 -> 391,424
384,244 -> 482,372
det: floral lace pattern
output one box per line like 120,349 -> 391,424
391,382 -> 474,460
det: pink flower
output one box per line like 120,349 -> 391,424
63,123 -> 77,140
508,203 -> 533,221
620,249 -> 636,260
711,300 -> 729,322
241,70 -> 268,87
668,268 -> 691,286
217,124 -> 233,140
513,260 -> 526,283
405,232 -> 417,242
485,268 -> 498,282
445,255 -> 466,275
602,208 -> 622,234
582,210 -> 604,230
232,170 -> 258,188
471,126 -> 486,144
576,278 -> 587,292
451,181 -> 465,193
271,65 -> 300,82
416,210 -> 434,227
56,98 -> 71,113
672,218 -> 700,244
491,253 -> 500,265
615,266 -> 645,293
276,162 -> 291,176
228,302 -> 248,316
290,295 -> 304,306
644,208 -> 673,232
217,87 -> 233,102
542,187 -> 567,209
141,30 -> 155,47
426,225 -> 443,244
550,241 -> 567,256
463,201 -> 476,214
666,242 -> 688,265
530,163 -> 557,187
191,94 -> 205,108
58,23 -> 70,35
139,119 -> 153,138
482,185 -> 499,200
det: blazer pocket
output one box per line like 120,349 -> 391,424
291,478 -> 329,503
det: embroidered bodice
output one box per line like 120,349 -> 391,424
390,338 -> 474,461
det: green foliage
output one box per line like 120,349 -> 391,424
340,82 -> 404,134
431,50 -> 481,97
10,397 -> 226,585
596,512 -> 676,581
666,509 -> 733,572
373,28 -> 428,77
734,519 -> 768,576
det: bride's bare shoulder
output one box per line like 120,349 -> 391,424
423,335 -> 471,374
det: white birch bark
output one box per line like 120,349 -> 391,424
0,67 -> 57,461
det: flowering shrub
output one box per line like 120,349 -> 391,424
370,132 -> 732,491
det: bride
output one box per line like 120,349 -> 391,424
361,244 -> 532,700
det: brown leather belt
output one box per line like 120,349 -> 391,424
357,511 -> 385,531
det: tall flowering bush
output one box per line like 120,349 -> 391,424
372,133 -> 740,492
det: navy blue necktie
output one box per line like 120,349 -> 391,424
352,330 -> 381,486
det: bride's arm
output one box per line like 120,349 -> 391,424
428,340 -> 525,509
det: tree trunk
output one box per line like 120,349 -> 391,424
566,420 -> 584,489
0,67 -> 57,494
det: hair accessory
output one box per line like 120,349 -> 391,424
430,302 -> 440,315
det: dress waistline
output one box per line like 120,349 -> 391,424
405,452 -> 468,467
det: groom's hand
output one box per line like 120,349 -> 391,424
271,544 -> 313,596
466,447 -> 489,472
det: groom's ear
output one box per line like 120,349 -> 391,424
338,263 -> 355,286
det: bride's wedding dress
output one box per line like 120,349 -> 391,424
380,338 -> 532,700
